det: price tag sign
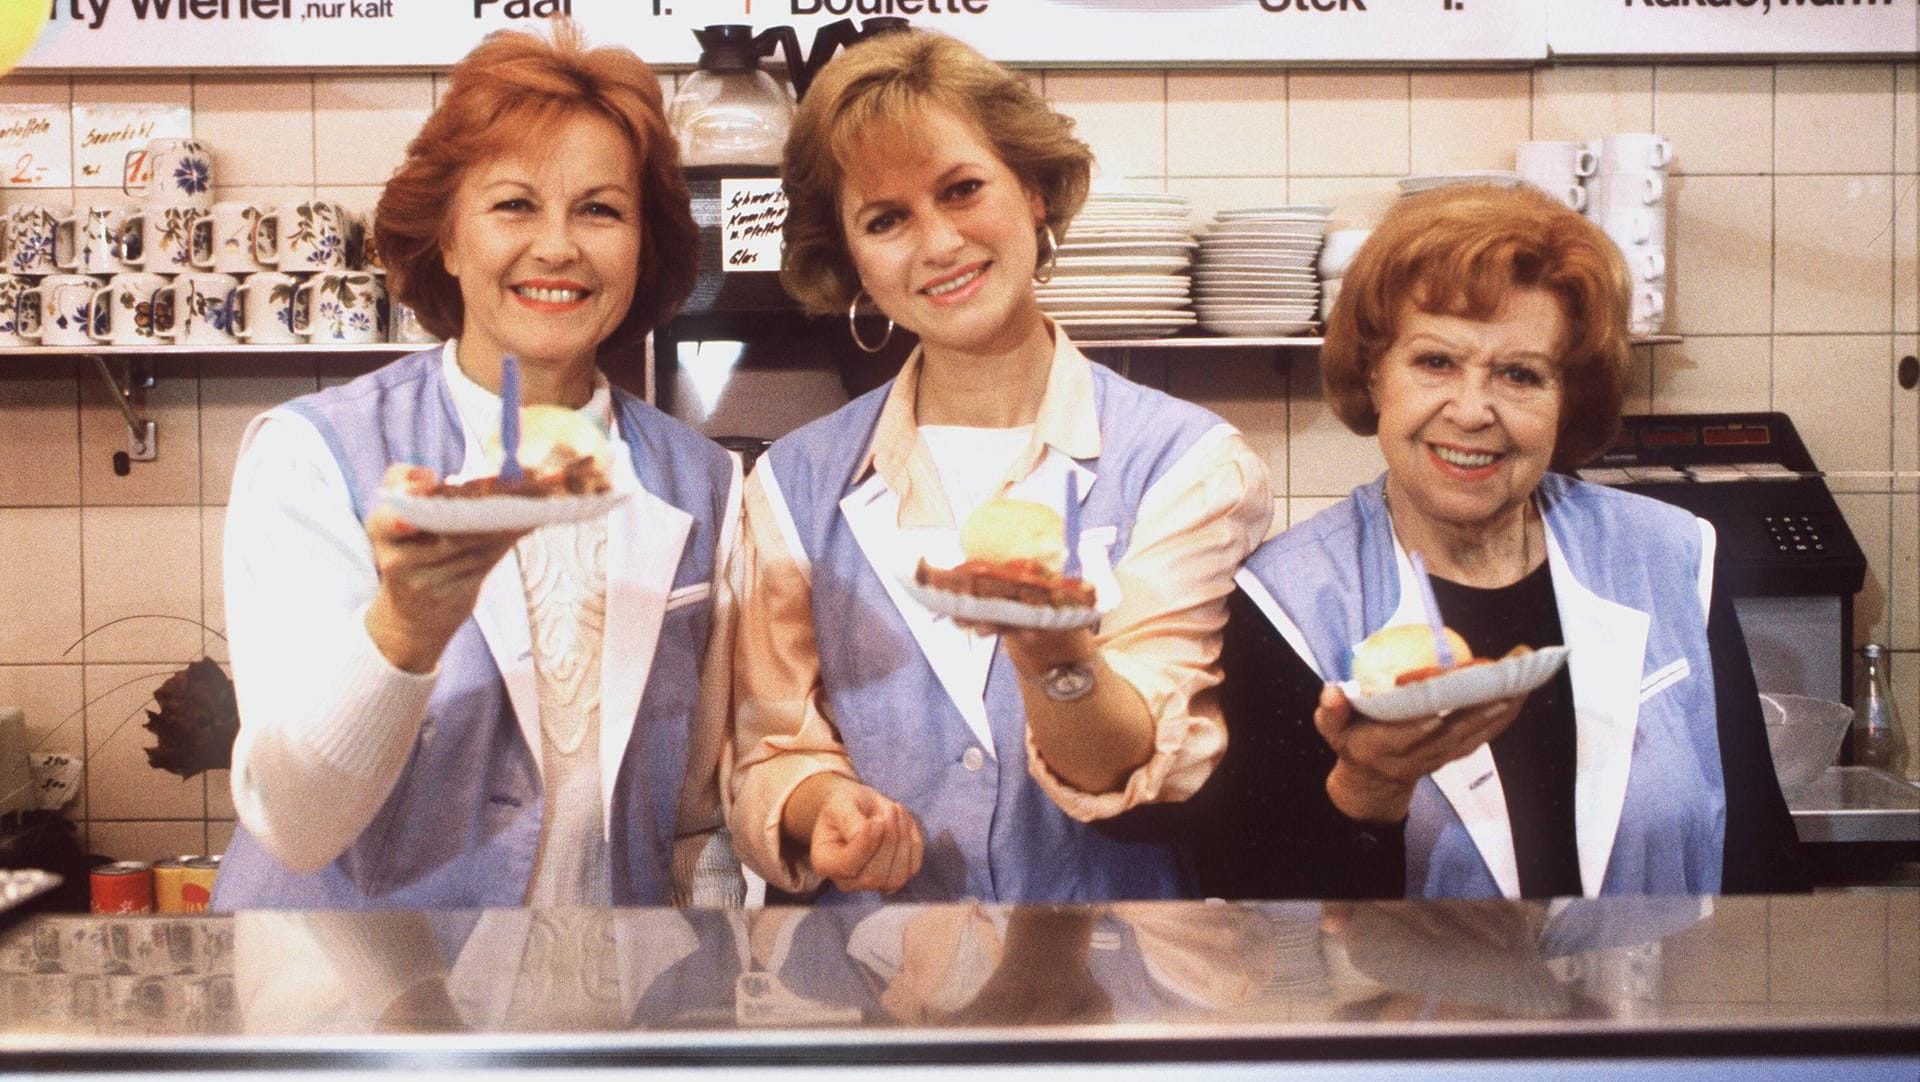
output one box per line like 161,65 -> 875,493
73,104 -> 190,190
720,178 -> 787,274
0,105 -> 72,189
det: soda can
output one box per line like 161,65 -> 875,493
152,857 -> 196,915
181,857 -> 219,913
90,862 -> 155,915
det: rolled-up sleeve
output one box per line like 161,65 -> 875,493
1026,426 -> 1274,821
727,466 -> 862,894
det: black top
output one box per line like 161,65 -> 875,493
1147,551 -> 1807,900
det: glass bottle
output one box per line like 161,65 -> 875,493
1852,643 -> 1908,776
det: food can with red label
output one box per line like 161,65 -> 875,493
151,856 -> 195,915
180,856 -> 219,913
90,861 -> 155,914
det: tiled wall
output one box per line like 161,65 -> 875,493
0,61 -> 1915,863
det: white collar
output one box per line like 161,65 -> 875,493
438,339 -> 614,464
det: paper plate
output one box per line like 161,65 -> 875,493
901,577 -> 1104,631
382,486 -> 632,534
0,869 -> 61,917
1339,645 -> 1571,723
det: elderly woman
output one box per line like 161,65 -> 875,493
730,30 -> 1272,904
1192,184 -> 1801,899
213,24 -> 741,909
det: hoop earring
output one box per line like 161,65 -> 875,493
848,292 -> 895,354
1033,223 -> 1059,284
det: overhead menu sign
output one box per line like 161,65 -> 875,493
1547,0 -> 1920,59
19,0 -> 1547,69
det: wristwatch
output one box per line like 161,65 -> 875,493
1039,660 -> 1097,703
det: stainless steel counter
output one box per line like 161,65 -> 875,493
1790,767 -> 1920,844
0,894 -> 1915,1077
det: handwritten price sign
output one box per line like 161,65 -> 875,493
0,105 -> 70,189
74,104 -> 190,190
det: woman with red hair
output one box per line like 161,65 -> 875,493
1187,184 -> 1802,901
214,22 -> 741,910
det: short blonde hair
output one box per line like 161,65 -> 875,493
1320,184 -> 1634,470
376,20 -> 696,350
779,29 -> 1092,316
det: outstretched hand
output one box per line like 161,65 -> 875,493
1314,683 -> 1523,823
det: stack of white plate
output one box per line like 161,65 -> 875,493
1040,191 -> 1195,340
1396,171 -> 1523,197
1192,204 -> 1330,337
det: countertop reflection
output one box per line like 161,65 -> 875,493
1,893 -> 1916,1070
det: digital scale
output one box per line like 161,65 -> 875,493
1575,412 -> 1868,704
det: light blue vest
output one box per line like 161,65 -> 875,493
1240,473 -> 1725,897
763,364 -> 1227,903
213,347 -> 734,910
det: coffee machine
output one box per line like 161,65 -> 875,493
659,19 -> 915,460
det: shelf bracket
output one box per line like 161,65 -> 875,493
85,353 -> 157,464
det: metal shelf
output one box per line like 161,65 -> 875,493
0,343 -> 426,358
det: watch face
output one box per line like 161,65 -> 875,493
1043,661 -> 1096,702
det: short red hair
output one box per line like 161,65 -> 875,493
375,20 -> 696,352
1320,184 -> 1633,470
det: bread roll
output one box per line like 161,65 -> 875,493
1351,623 -> 1473,693
959,498 -> 1067,576
486,404 -> 613,473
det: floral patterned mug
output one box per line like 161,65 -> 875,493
3,203 -> 62,276
293,270 -> 386,343
90,272 -> 171,345
19,274 -> 106,347
54,203 -> 136,276
121,204 -> 207,273
0,273 -> 31,346
165,271 -> 239,345
232,271 -> 300,344
123,138 -> 214,206
256,201 -> 348,272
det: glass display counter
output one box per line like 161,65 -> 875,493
1,893 -> 1915,1078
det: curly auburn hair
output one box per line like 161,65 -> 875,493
779,28 -> 1092,317
1320,183 -> 1635,470
374,20 -> 697,352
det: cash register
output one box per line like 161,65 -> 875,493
1574,412 -> 1868,704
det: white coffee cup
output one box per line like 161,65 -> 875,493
54,203 -> 136,276
1522,177 -> 1587,212
91,272 -> 171,345
4,203 -> 62,276
19,274 -> 106,346
1596,207 -> 1666,249
123,137 -> 214,206
293,270 -> 386,343
0,273 -> 32,346
232,271 -> 301,344
1317,229 -> 1371,279
122,204 -> 206,273
257,201 -> 349,272
1599,132 -> 1672,173
1586,171 -> 1665,212
1516,140 -> 1597,180
166,271 -> 239,345
1615,244 -> 1666,282
1629,284 -> 1666,336
388,300 -> 438,344
190,202 -> 275,275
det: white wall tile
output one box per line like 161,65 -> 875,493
1652,336 -> 1772,416
314,75 -> 432,187
1287,496 -> 1341,530
1409,70 -> 1531,175
1895,336 -> 1917,488
1287,351 -> 1383,497
193,75 -> 313,187
197,357 -> 317,505
1046,71 -> 1166,184
1165,349 -> 1287,486
1775,64 -> 1895,175
79,506 -> 203,665
1896,176 -> 1917,335
0,509 -> 81,664
70,76 -> 193,191
79,356 -> 200,507
0,664 -> 84,758
1288,71 -> 1408,178
1775,336 -> 1892,493
1654,65 -> 1773,176
1835,492 -> 1893,647
88,819 -> 206,864
1164,176 -> 1288,226
1891,494 -> 1917,653
0,357 -> 79,506
1167,72 -> 1285,178
1283,175 -> 1399,232
201,507 -> 227,665
84,664 -> 206,821
1897,65 -> 1918,175
1669,174 -> 1772,336
1773,175 -> 1894,335
0,75 -> 68,107
1889,653 -> 1920,783
1531,65 -> 1654,142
